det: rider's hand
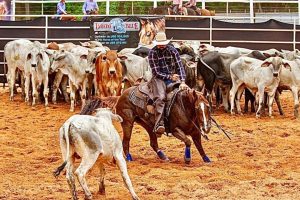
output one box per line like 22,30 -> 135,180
179,82 -> 189,90
171,74 -> 179,81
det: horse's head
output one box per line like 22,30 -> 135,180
188,89 -> 212,134
139,19 -> 156,45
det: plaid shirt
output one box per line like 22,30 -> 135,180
148,44 -> 186,81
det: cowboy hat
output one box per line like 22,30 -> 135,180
154,32 -> 172,46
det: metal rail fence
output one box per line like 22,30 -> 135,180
1,14 -> 300,84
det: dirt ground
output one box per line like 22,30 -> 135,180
0,88 -> 299,200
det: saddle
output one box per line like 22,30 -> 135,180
129,82 -> 181,118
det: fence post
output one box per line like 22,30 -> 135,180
106,0 -> 110,15
250,0 -> 254,23
154,0 -> 157,8
293,18 -> 296,50
132,1 -> 134,15
42,3 -> 44,15
298,0 -> 300,25
202,0 -> 206,9
45,16 -> 48,44
209,17 -> 212,45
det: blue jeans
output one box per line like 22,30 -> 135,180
164,79 -> 173,86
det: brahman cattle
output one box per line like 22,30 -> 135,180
4,39 -> 33,101
50,50 -> 88,112
5,39 -> 51,106
54,108 -> 139,200
95,50 -> 123,97
229,56 -> 288,118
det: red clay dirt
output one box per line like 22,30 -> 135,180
0,88 -> 299,200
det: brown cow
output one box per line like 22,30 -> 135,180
95,50 -> 123,97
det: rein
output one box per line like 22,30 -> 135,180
178,90 -> 209,140
178,90 -> 232,141
211,117 -> 232,140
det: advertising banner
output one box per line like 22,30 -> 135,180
91,16 -> 140,50
0,0 -> 12,21
90,16 -> 165,50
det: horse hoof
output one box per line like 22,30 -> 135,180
184,147 -> 191,164
84,194 -> 92,200
126,153 -> 133,161
202,155 -> 211,163
157,150 -> 168,160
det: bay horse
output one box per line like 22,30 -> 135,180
118,87 -> 212,163
81,87 -> 212,164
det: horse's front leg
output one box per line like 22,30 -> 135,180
121,119 -> 134,161
173,128 -> 192,164
191,134 -> 211,163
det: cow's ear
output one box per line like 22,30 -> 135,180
283,62 -> 292,71
55,54 -> 66,61
27,53 -> 32,60
80,54 -> 87,60
45,49 -> 54,55
118,54 -> 127,60
111,113 -> 123,122
261,61 -> 271,67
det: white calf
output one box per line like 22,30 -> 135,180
54,108 -> 139,200
279,59 -> 300,117
25,43 -> 51,106
4,39 -> 33,101
50,50 -> 88,112
230,56 -> 287,118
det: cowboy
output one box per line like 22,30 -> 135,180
184,0 -> 202,15
82,0 -> 99,21
56,0 -> 67,16
168,0 -> 182,15
184,0 -> 197,10
148,32 -> 188,137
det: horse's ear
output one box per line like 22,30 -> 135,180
201,86 -> 205,94
188,89 -> 196,103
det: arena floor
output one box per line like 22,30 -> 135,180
0,88 -> 299,200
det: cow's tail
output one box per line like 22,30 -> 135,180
3,48 -> 7,88
53,123 -> 71,178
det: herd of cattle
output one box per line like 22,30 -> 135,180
4,39 -> 300,118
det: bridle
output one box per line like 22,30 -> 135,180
179,90 -> 211,140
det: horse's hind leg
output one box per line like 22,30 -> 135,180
191,134 -> 211,163
174,128 -> 192,164
138,120 -> 168,161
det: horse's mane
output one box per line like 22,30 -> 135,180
80,96 -> 120,115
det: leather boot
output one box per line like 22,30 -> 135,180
155,119 -> 165,137
153,99 -> 166,137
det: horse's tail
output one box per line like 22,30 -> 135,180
80,98 -> 102,115
80,96 -> 120,115
210,10 -> 216,16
